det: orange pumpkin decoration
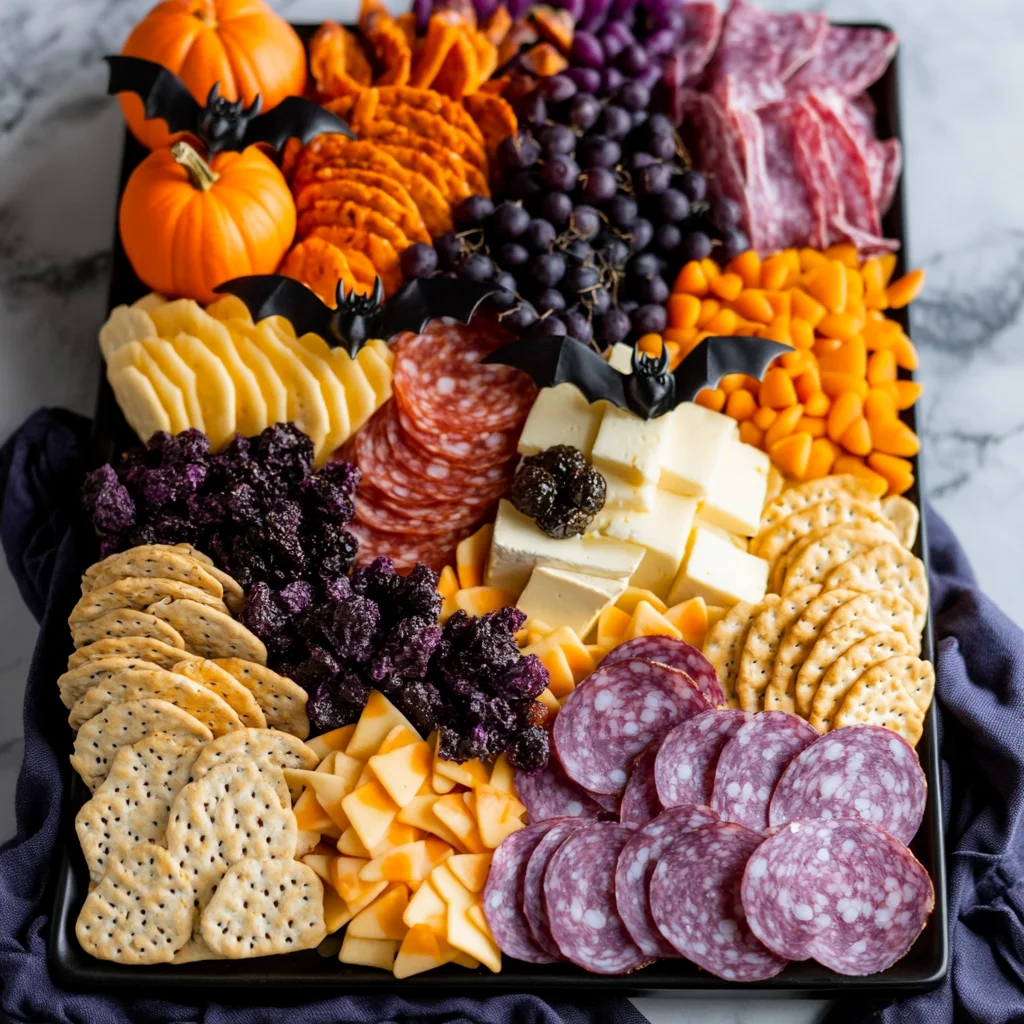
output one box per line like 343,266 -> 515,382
119,141 -> 296,303
119,0 -> 307,150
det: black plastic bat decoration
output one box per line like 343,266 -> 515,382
105,55 -> 355,156
482,335 -> 791,420
214,274 -> 504,357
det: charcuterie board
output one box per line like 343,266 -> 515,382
46,19 -> 949,995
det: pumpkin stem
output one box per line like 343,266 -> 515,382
188,0 -> 218,27
172,141 -> 219,192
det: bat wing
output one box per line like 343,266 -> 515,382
242,97 -> 356,153
104,56 -> 200,136
482,336 -> 629,409
672,336 -> 791,403
374,277 -> 503,341
214,276 -> 335,339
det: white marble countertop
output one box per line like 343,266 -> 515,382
3,0 -> 1021,1018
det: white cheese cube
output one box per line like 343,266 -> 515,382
607,343 -> 634,374
516,566 -> 627,638
693,515 -> 749,551
517,383 -> 604,458
667,526 -> 769,607
588,470 -> 656,532
485,500 -> 643,593
590,406 -> 672,487
659,402 -> 739,498
701,439 -> 770,536
600,491 -> 699,598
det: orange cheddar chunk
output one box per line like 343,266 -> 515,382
596,605 -> 630,650
433,794 -> 487,853
347,884 -> 411,941
437,565 -> 460,599
473,784 -> 527,849
447,853 -> 492,893
306,725 -> 357,762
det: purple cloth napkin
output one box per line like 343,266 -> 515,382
0,409 -> 650,1024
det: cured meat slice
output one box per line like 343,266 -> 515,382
615,805 -> 718,957
768,724 -> 926,846
742,818 -> 934,975
513,757 -> 609,823
543,821 -> 649,974
618,746 -> 662,828
552,659 -> 711,796
680,2 -> 724,86
585,788 -> 621,816
483,822 -> 563,964
650,821 -> 788,981
395,402 -> 519,467
348,519 -> 466,571
756,101 -> 820,251
877,137 -> 903,214
787,25 -> 898,99
711,711 -> 818,832
522,819 -> 587,959
654,709 -> 751,808
601,636 -> 725,708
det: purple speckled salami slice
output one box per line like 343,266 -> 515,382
483,822 -> 563,964
618,746 -> 662,828
614,805 -> 719,957
522,819 -> 587,958
650,821 -> 788,981
742,818 -> 934,975
654,709 -> 751,808
602,636 -> 725,708
787,25 -> 898,99
680,2 -> 723,86
513,758 -> 609,823
552,659 -> 711,796
543,821 -> 649,974
768,725 -> 926,846
712,711 -> 818,832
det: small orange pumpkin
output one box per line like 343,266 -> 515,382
119,141 -> 296,303
120,0 -> 307,150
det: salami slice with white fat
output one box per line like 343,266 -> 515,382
614,805 -> 719,957
513,758 -> 609,823
618,746 -> 662,828
712,711 -> 818,831
654,709 -> 751,808
768,724 -> 926,846
522,819 -> 587,959
553,659 -> 711,796
602,636 -> 726,708
543,821 -> 649,974
650,821 -> 788,981
742,818 -> 934,975
483,822 -> 563,964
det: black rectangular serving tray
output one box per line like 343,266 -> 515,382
48,28 -> 949,998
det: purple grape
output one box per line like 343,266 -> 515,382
433,232 -> 462,269
710,196 -> 744,232
600,67 -> 626,95
677,231 -> 714,262
569,205 -> 601,240
563,264 -> 601,294
541,154 -> 581,192
607,194 -> 638,229
653,223 -> 682,254
679,170 -> 708,203
644,28 -> 677,56
648,133 -> 677,161
495,271 -> 517,294
619,298 -> 638,315
539,191 -> 573,225
626,151 -> 656,171
588,286 -> 612,313
531,252 -> 567,287
651,7 -> 685,33
502,302 -> 538,332
529,315 -> 567,338
458,253 -> 494,282
594,309 -> 631,345
563,308 -> 593,345
646,113 -> 675,138
488,201 -> 531,241
628,252 -> 660,278
540,75 -> 578,104
630,218 -> 654,251
617,43 -> 647,77
659,188 -> 691,222
533,288 -> 567,315
537,124 -> 576,157
635,65 -> 663,90
631,274 -> 669,304
567,67 -> 602,94
524,218 -> 557,252
497,133 -> 540,171
580,166 -> 618,203
603,236 -> 629,266
397,242 -> 436,280
568,93 -> 601,131
635,162 -> 672,196
571,31 -> 605,69
604,21 -> 635,55
578,135 -> 621,169
618,81 -> 650,111
454,194 -> 495,229
720,227 -> 751,262
560,0 -> 585,20
516,92 -> 547,127
497,242 -> 530,269
632,304 -> 668,335
630,109 -> 649,129
599,105 -> 632,141
563,239 -> 594,264
507,171 -> 542,201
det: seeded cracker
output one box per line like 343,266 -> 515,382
95,734 -> 202,807
834,656 -> 932,745
736,586 -> 820,713
83,543 -> 214,587
200,857 -> 327,958
172,659 -> 267,729
822,541 -> 929,631
211,659 -> 311,738
70,578 -> 227,626
68,636 -> 200,672
755,475 -> 883,541
881,495 -> 921,550
71,698 -> 213,791
823,590 -> 919,653
808,631 -> 914,732
146,598 -> 267,664
71,608 -> 186,651
85,548 -> 224,602
762,589 -> 858,713
76,842 -> 193,964
76,791 -> 173,885
58,657 -> 163,709
777,525 -> 898,595
702,600 -> 756,709
795,620 -> 890,719
190,727 -> 319,780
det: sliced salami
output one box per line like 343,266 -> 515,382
543,821 -> 649,974
396,401 -> 520,467
601,636 -> 725,708
680,2 -> 723,86
787,25 -> 898,99
712,711 -> 818,832
522,819 -> 587,959
768,725 -> 926,846
650,821 -> 788,981
654,709 -> 751,808
618,746 -> 662,828
483,822 -> 563,964
552,659 -> 711,796
585,788 -> 621,817
742,818 -> 934,975
614,805 -> 718,957
513,758 -> 609,823
349,520 -> 467,572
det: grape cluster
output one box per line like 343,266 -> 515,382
400,75 -> 747,348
